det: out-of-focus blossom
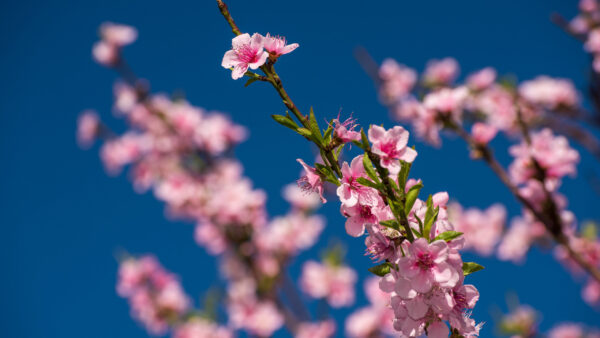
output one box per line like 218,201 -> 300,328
449,202 -> 506,256
466,67 -> 497,91
282,183 -> 320,211
471,122 -> 498,145
518,76 -> 579,110
499,305 -> 538,337
300,260 -> 357,307
173,318 -> 233,338
423,57 -> 459,86
423,86 -> 469,120
378,58 -> 417,103
296,320 -> 336,338
77,110 -> 100,148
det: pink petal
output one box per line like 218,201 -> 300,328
405,297 -> 428,319
399,147 -> 418,163
231,33 -> 251,49
411,271 -> 433,293
221,50 -> 239,69
368,125 -> 385,143
428,321 -> 449,338
231,64 -> 248,80
281,43 -> 299,54
248,51 -> 268,69
345,216 -> 365,237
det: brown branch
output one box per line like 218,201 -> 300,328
216,0 -> 242,36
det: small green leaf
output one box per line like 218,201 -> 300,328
244,77 -> 260,87
462,262 -> 485,276
360,128 -> 370,149
308,107 -> 323,145
271,114 -> 298,131
356,177 -> 380,189
297,128 -> 312,138
404,182 -> 423,215
379,219 -> 400,230
397,161 -> 412,191
368,262 -> 393,277
433,231 -> 463,242
362,153 -> 378,182
423,199 -> 439,240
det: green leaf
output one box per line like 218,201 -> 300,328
297,128 -> 312,138
368,262 -> 393,277
404,182 -> 423,215
308,107 -> 323,145
271,114 -> 298,131
423,197 -> 439,240
244,77 -> 260,87
462,262 -> 485,276
433,231 -> 463,242
397,161 -> 412,191
360,128 -> 370,149
356,177 -> 380,189
362,153 -> 378,182
415,214 -> 424,236
379,219 -> 400,230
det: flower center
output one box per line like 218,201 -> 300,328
416,252 -> 434,270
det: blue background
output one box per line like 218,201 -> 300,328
1,0 -> 598,337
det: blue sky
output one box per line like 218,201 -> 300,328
1,0 -> 598,337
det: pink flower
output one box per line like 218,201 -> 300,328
448,202 -> 505,256
296,320 -> 336,338
548,323 -> 584,338
337,155 -> 378,207
467,67 -> 497,91
470,85 -> 517,131
77,110 -> 100,148
92,41 -> 118,65
471,122 -> 498,145
368,125 -> 417,174
173,318 -> 233,338
194,222 -> 227,255
222,33 -> 269,80
297,158 -> 327,202
583,280 -> 600,306
263,33 -> 299,56
229,299 -> 284,336
397,238 -> 460,293
282,183 -> 320,211
497,216 -> 534,263
332,117 -> 361,143
100,22 -> 138,47
341,203 -> 389,237
428,321 -> 450,338
518,76 -> 579,110
509,128 -> 580,185
580,0 -> 599,12
423,86 -> 469,119
364,224 -> 395,261
423,57 -> 460,86
378,59 -> 417,103
300,260 -> 357,307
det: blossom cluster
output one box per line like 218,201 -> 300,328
569,0 -> 600,72
292,122 -> 482,337
80,23 -> 341,337
375,52 -> 600,306
499,304 -> 600,338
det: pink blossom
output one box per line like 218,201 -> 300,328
470,85 -> 517,131
282,183 -> 320,211
194,222 -> 227,255
228,299 -> 284,336
77,110 -> 100,148
173,318 -> 233,338
509,128 -> 580,185
222,33 -> 269,79
113,82 -> 139,114
580,0 -> 599,12
296,320 -> 336,338
255,213 -> 324,255
341,203 -> 390,237
583,280 -> 600,306
471,122 -> 498,145
423,57 -> 460,86
378,58 -> 417,103
519,76 -> 579,109
497,217 -> 534,263
100,22 -> 138,47
423,86 -> 469,119
337,155 -> 378,208
100,132 -> 151,174
297,158 -> 327,203
92,41 -> 118,65
570,15 -> 591,34
449,202 -> 506,256
300,260 -> 357,307
548,323 -> 584,338
368,125 -> 417,174
364,224 -> 396,261
332,117 -> 361,143
397,238 -> 460,293
263,33 -> 299,56
467,67 -> 497,91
